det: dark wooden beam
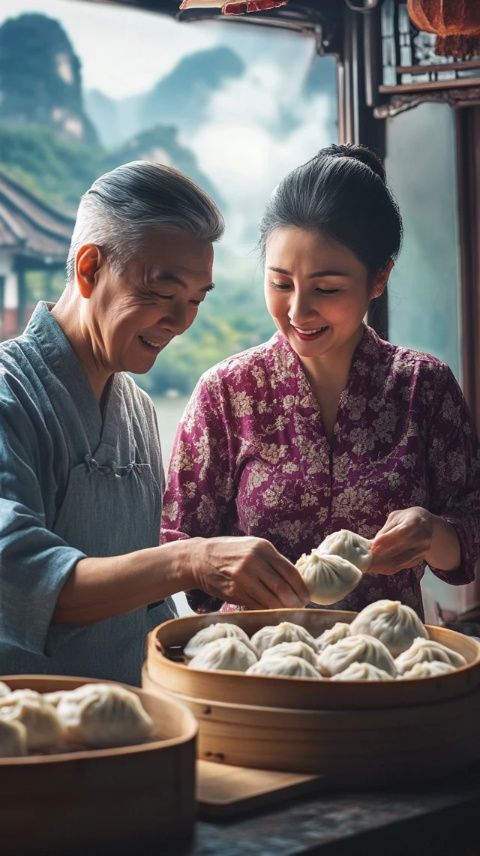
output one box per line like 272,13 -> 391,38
339,2 -> 388,338
456,107 -> 480,434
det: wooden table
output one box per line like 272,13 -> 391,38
28,764 -> 480,855
176,765 -> 480,856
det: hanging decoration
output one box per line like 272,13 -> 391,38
407,0 -> 480,60
180,0 -> 288,14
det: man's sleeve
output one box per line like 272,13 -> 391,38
0,383 -> 86,655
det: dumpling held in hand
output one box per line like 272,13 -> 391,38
318,529 -> 372,571
295,552 -> 362,605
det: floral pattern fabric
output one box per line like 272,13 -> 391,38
161,325 -> 480,619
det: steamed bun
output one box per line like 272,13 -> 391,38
317,634 -> 397,677
295,552 -> 362,606
184,622 -> 254,658
318,529 -> 372,571
188,637 -> 257,672
315,622 -> 351,652
246,655 -> 320,679
330,662 -> 394,681
260,641 -> 318,666
350,599 -> 428,656
395,638 -> 466,675
56,684 -> 153,748
0,690 -> 61,752
400,661 -> 457,679
250,622 -> 316,655
0,717 -> 27,757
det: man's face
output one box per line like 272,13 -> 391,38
85,228 -> 214,375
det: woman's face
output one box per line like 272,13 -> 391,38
264,226 -> 387,363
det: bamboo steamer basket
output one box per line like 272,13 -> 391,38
146,608 -> 480,709
0,675 -> 197,855
143,609 -> 480,787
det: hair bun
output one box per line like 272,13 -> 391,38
260,141 -> 402,273
319,143 -> 386,183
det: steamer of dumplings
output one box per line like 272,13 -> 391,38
183,530 -> 468,681
3,529 -> 470,758
0,681 -> 154,758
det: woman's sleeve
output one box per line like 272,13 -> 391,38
161,372 -> 235,613
426,363 -> 480,585
0,383 -> 86,656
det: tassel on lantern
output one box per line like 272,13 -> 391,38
407,0 -> 480,60
434,35 -> 480,59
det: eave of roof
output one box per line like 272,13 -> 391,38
75,0 -> 343,51
0,170 -> 75,262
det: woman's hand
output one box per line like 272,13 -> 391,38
188,535 -> 310,609
369,507 -> 460,575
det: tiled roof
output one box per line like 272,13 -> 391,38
0,170 -> 75,263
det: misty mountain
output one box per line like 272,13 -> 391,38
141,46 -> 245,133
105,125 -> 221,205
85,46 -> 245,147
0,13 -> 221,211
85,89 -> 146,149
84,89 -> 121,149
0,13 -> 98,146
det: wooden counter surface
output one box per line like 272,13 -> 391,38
25,763 -> 480,855
176,765 -> 480,856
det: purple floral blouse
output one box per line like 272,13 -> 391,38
161,325 -> 480,619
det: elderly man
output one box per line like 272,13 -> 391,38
0,161 -> 308,685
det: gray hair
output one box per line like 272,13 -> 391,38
66,160 -> 224,282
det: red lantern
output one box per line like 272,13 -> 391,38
407,0 -> 480,59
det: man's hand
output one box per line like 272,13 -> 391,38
54,535 -> 310,625
190,535 -> 310,609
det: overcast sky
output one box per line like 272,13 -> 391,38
0,0 -> 219,97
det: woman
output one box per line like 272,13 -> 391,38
162,144 -> 480,618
